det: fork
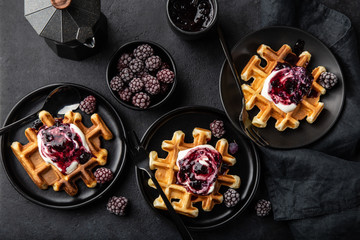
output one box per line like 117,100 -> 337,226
217,25 -> 269,147
126,131 -> 194,240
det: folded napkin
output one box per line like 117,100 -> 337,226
258,0 -> 360,238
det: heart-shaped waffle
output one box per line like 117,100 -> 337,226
241,44 -> 326,131
148,127 -> 241,217
11,110 -> 113,196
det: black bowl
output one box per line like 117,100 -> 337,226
166,0 -> 218,40
106,41 -> 177,110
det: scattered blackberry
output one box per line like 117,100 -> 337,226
293,39 -> 305,56
119,68 -> 134,82
210,120 -> 225,138
118,87 -> 132,102
132,92 -> 151,109
110,76 -> 124,91
94,167 -> 113,184
129,58 -> 144,73
160,82 -> 170,95
318,72 -> 338,89
224,188 -> 240,207
133,44 -> 154,60
79,95 -> 96,114
255,199 -> 272,217
107,196 -> 128,216
117,53 -> 133,72
144,77 -> 161,95
32,119 -> 43,130
129,78 -> 144,93
157,69 -> 175,84
161,62 -> 170,70
229,142 -> 239,155
145,55 -> 162,72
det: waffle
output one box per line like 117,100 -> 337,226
148,128 -> 241,217
241,44 -> 326,131
11,110 -> 113,196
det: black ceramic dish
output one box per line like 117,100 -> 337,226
106,40 -> 177,111
166,0 -> 218,40
219,26 -> 345,149
135,106 -> 259,230
0,83 -> 127,209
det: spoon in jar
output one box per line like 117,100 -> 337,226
0,85 -> 81,135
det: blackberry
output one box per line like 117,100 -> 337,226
210,120 -> 225,138
133,44 -> 154,60
144,77 -> 161,95
32,119 -> 43,130
157,69 -> 175,84
132,92 -> 151,109
117,53 -> 133,72
141,74 -> 156,83
118,87 -> 132,102
79,95 -> 96,114
293,39 -> 305,56
135,70 -> 149,79
107,196 -> 128,216
255,199 -> 272,217
110,76 -> 124,91
161,62 -> 170,70
129,58 -> 144,73
119,68 -> 134,82
229,142 -> 239,155
128,78 -> 144,93
224,188 -> 240,207
145,55 -> 162,72
94,167 -> 113,184
318,72 -> 338,89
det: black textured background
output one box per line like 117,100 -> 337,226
0,0 -> 359,239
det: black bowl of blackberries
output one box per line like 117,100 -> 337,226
106,41 -> 177,110
166,0 -> 218,39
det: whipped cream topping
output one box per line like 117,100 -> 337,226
37,122 -> 91,175
261,64 -> 313,113
176,145 -> 222,195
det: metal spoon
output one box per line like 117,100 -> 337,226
0,85 -> 81,135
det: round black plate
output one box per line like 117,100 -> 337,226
219,26 -> 345,149
0,83 -> 127,209
135,106 -> 259,230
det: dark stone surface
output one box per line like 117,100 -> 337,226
0,0 -> 358,239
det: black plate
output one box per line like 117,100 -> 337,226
219,26 -> 345,149
135,106 -> 259,230
0,83 -> 127,209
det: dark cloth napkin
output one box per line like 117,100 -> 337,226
257,0 -> 360,238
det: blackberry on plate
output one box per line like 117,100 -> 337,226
318,72 -> 338,89
107,196 -> 128,216
118,87 -> 132,102
144,77 -> 161,95
129,78 -> 144,93
94,167 -> 113,183
110,76 -> 124,91
157,69 -> 175,84
255,199 -> 271,217
79,95 -> 96,114
132,92 -> 151,109
32,119 -> 43,130
145,55 -> 162,72
119,68 -> 134,82
129,58 -> 144,73
229,142 -> 239,155
224,188 -> 240,207
133,44 -> 154,60
117,53 -> 133,72
210,120 -> 225,138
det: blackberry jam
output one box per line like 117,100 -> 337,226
168,0 -> 214,32
176,145 -> 221,195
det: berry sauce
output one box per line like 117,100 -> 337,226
168,0 -> 214,32
37,121 -> 92,175
267,63 -> 314,106
176,145 -> 221,195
